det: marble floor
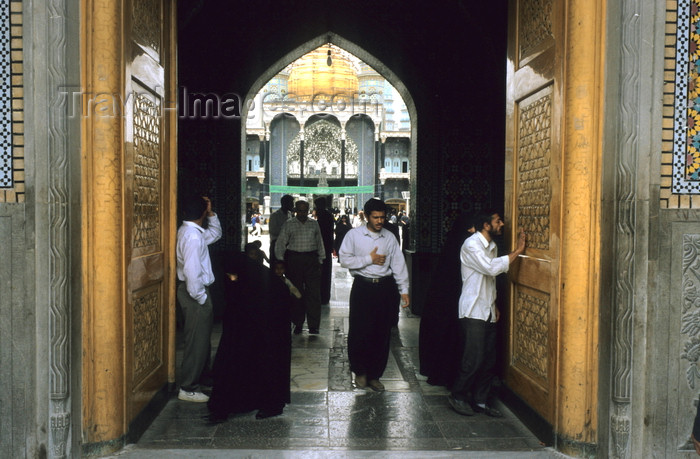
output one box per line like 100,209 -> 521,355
106,236 -> 568,458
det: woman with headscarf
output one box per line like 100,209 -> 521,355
207,245 -> 292,421
334,214 -> 353,261
418,213 -> 475,387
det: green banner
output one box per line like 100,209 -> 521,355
269,185 -> 375,194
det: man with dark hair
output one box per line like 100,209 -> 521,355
448,212 -> 525,417
268,195 -> 295,262
176,195 -> 221,402
339,198 -> 410,392
275,200 -> 326,334
314,197 -> 335,305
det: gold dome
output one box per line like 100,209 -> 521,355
287,45 -> 359,103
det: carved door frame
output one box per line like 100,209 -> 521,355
504,0 -> 604,452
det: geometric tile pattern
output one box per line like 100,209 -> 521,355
663,0 -> 700,207
0,0 -> 12,188
672,0 -> 700,194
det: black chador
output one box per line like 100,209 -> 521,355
418,213 -> 475,387
208,253 -> 292,420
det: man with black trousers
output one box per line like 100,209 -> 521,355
339,198 -> 410,392
275,200 -> 326,334
448,212 -> 525,417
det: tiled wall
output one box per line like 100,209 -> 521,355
0,0 -> 23,203
663,0 -> 700,208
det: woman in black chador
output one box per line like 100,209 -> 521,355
207,245 -> 292,421
418,213 -> 475,387
334,214 -> 353,261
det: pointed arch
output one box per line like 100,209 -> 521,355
240,33 -> 417,248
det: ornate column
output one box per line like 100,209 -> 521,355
257,133 -> 265,205
258,132 -> 265,168
299,128 -> 305,186
48,0 -> 71,456
264,127 -> 271,207
607,0 -> 645,457
340,127 -> 346,187
376,132 -> 383,199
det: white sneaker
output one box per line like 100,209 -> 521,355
178,389 -> 209,403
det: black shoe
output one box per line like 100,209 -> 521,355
293,325 -> 303,335
256,408 -> 283,419
474,404 -> 504,418
447,394 -> 474,416
309,328 -> 319,334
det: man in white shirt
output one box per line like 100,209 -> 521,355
176,195 -> 222,403
268,195 -> 294,263
275,200 -> 326,334
448,212 -> 525,417
339,198 -> 410,392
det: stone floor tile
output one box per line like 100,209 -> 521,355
289,391 -> 328,405
133,438 -> 215,449
445,437 -> 545,451
329,420 -> 444,439
138,417 -> 217,442
327,437 -> 452,450
290,348 -> 330,390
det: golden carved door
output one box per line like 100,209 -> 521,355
123,0 -> 177,420
504,0 -> 563,424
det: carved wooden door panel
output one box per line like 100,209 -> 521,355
504,0 -> 563,424
123,0 -> 176,419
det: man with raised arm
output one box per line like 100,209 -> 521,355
176,195 -> 222,403
448,212 -> 525,417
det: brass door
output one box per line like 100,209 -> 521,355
123,0 -> 177,420
504,0 -> 563,424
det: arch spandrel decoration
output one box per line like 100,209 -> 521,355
287,119 -> 358,178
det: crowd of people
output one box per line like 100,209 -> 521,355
176,194 -> 413,422
178,193 -> 551,427
175,194 -> 529,422
249,203 -> 410,250
178,193 -> 700,449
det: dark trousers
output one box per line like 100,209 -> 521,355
451,317 -> 497,405
347,277 -> 400,380
285,251 -> 322,330
177,283 -> 213,391
270,239 -> 278,263
320,253 -> 332,304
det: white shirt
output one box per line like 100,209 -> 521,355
275,217 -> 326,263
458,231 -> 510,321
176,215 -> 222,304
338,224 -> 409,294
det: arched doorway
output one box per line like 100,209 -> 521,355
241,34 -> 417,250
